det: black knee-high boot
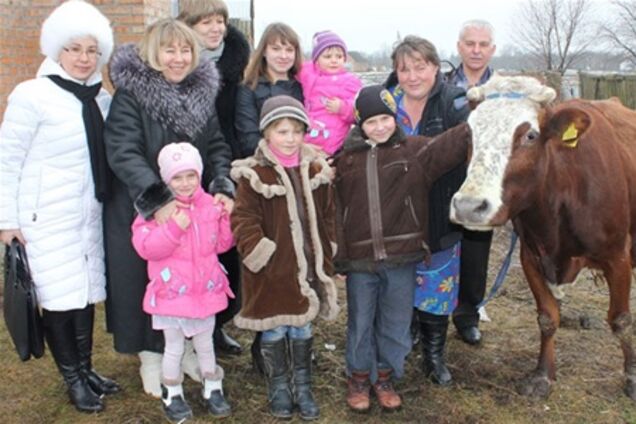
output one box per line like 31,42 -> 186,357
75,305 -> 120,396
418,311 -> 452,385
261,337 -> 293,419
251,332 -> 264,375
290,337 -> 319,420
43,308 -> 104,413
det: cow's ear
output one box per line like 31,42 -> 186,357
467,85 -> 485,103
528,86 -> 557,106
545,108 -> 591,148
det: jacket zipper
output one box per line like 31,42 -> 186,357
406,196 -> 421,227
366,146 -> 386,260
32,168 -> 44,222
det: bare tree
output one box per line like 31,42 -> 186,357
602,0 -> 636,66
511,0 -> 597,74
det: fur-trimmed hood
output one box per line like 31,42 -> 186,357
109,43 -> 220,140
230,140 -> 332,197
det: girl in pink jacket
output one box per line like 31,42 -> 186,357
297,30 -> 362,155
131,142 -> 234,421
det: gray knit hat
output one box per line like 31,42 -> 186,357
259,95 -> 310,132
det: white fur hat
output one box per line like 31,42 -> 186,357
40,0 -> 114,69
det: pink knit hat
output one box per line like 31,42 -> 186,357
311,30 -> 347,62
157,142 -> 203,183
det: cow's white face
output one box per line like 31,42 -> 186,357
450,75 -> 556,230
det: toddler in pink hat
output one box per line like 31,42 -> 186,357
296,30 -> 362,156
131,142 -> 235,421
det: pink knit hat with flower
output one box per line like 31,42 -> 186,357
311,30 -> 347,62
157,142 -> 203,183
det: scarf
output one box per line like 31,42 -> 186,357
268,143 -> 300,168
47,75 -> 111,202
201,41 -> 225,63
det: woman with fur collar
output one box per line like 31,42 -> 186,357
178,0 -> 250,357
0,0 -> 118,413
103,19 -> 234,397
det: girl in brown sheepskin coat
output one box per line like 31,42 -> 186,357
230,95 -> 339,420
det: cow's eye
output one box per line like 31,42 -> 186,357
525,130 -> 539,142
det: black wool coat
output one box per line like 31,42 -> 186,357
103,44 -> 233,353
235,78 -> 304,158
214,25 -> 250,160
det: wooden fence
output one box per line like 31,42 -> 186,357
579,73 -> 636,108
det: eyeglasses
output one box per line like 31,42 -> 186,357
63,46 -> 102,59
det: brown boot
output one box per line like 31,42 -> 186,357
346,371 -> 371,412
372,369 -> 401,411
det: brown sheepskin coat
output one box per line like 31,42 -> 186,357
230,140 -> 339,331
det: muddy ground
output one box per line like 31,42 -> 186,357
1,225 -> 636,423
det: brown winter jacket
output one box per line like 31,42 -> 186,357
230,141 -> 339,331
334,123 -> 471,273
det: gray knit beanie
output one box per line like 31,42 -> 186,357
259,95 -> 310,132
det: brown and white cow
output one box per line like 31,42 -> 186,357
450,74 -> 636,400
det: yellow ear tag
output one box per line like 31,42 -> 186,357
562,123 -> 578,148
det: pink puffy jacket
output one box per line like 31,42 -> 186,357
297,61 -> 362,155
132,187 -> 235,319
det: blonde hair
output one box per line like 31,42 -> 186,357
263,117 -> 306,139
138,18 -> 200,75
177,0 -> 229,26
243,22 -> 302,89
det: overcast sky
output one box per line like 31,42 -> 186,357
226,0 -> 611,58
252,0 -> 524,57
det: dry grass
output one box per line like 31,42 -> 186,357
2,226 -> 636,423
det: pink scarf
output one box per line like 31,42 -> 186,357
268,144 -> 300,168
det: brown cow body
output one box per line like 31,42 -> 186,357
450,74 -> 636,400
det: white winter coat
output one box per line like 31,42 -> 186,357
0,58 -> 110,311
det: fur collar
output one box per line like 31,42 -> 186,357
217,25 -> 250,84
109,43 -> 220,140
231,141 -> 332,198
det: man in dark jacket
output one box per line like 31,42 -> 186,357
446,19 -> 496,90
445,19 -> 497,345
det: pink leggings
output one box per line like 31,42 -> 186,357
162,327 -> 216,383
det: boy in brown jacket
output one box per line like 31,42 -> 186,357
334,85 -> 471,412
230,95 -> 339,421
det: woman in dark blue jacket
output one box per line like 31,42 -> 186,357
385,35 -> 470,386
235,22 -> 304,158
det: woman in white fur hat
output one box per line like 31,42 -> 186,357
0,0 -> 118,413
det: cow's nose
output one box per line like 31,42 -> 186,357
452,194 -> 492,224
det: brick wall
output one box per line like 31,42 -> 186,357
0,0 -> 172,117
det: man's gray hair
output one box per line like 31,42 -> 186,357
458,19 -> 495,44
